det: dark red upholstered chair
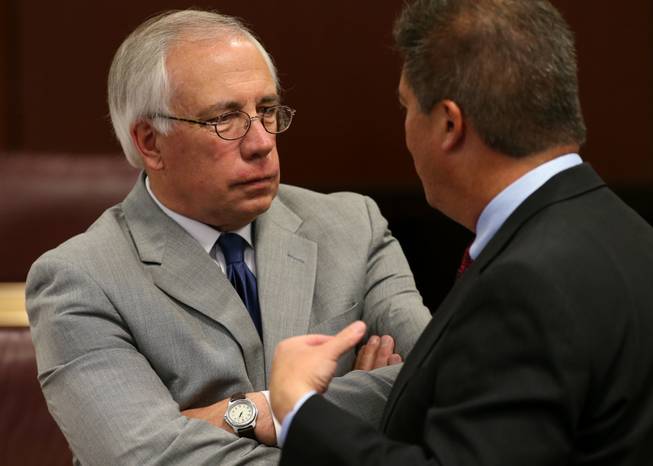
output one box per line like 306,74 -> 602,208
0,154 -> 138,465
0,153 -> 139,281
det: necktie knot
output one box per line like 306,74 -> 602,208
218,233 -> 247,265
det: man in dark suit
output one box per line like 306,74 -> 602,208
268,0 -> 653,464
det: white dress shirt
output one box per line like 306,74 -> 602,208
145,177 -> 283,440
145,177 -> 257,274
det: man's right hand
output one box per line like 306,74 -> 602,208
270,321 -> 367,422
354,335 -> 403,370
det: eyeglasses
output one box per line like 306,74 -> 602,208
153,105 -> 296,141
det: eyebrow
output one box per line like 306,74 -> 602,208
197,94 -> 280,119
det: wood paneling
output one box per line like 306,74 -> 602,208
552,0 -> 653,185
2,0 -> 652,189
0,1 -> 10,149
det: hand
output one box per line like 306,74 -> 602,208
354,335 -> 403,370
270,321 -> 367,422
182,391 -> 277,446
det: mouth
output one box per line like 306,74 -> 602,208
231,173 -> 278,189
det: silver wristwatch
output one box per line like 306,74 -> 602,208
224,393 -> 258,439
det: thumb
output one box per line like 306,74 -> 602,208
324,321 -> 366,359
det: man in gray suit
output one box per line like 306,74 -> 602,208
26,9 -> 430,466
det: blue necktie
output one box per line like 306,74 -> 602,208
218,233 -> 263,338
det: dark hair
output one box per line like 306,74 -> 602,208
394,0 -> 586,157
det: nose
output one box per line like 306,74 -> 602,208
240,118 -> 275,161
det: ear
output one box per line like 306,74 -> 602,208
131,120 -> 165,171
440,100 -> 464,152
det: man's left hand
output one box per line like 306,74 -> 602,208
354,334 -> 403,370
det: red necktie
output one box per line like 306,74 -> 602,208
456,245 -> 473,279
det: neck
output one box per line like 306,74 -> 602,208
458,144 -> 579,231
146,174 -> 252,232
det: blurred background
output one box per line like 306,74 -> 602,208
1,0 -> 652,309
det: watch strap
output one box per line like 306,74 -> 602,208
238,424 -> 256,439
227,392 -> 257,439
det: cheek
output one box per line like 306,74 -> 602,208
404,115 -> 421,162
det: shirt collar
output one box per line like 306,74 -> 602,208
469,153 -> 582,260
145,177 -> 253,254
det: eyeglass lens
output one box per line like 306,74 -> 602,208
216,107 -> 293,139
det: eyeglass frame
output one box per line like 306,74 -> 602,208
152,105 -> 296,141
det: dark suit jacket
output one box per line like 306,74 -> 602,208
281,164 -> 653,466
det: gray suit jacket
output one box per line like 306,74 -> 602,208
26,177 -> 430,465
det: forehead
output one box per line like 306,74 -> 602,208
166,36 -> 277,113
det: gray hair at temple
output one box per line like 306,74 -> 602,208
108,9 -> 279,168
394,0 -> 586,157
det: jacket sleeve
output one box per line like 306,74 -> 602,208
359,195 -> 431,357
27,254 -> 281,466
322,195 -> 430,428
281,395 -> 439,466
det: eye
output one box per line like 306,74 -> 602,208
209,112 -> 245,132
215,111 -> 240,123
259,106 -> 279,122
258,106 -> 277,115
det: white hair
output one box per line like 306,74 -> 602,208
107,10 -> 279,168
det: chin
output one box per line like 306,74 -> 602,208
423,189 -> 439,210
245,189 -> 277,216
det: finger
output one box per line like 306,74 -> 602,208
324,321 -> 367,359
303,334 -> 334,346
354,335 -> 380,370
281,334 -> 333,347
388,353 -> 403,365
354,344 -> 369,370
374,335 -> 395,367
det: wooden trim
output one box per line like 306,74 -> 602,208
0,1 -> 8,149
0,282 -> 28,326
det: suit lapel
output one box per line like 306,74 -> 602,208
472,163 -> 605,275
122,175 -> 265,389
381,163 -> 606,430
254,197 -> 318,382
380,270 -> 479,429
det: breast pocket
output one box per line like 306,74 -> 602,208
309,302 -> 361,375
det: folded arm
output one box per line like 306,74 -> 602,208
271,266 -> 586,466
27,255 -> 281,466
317,196 -> 430,425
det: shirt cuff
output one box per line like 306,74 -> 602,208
277,390 -> 317,447
261,390 -> 282,445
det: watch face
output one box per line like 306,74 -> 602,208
226,400 -> 256,427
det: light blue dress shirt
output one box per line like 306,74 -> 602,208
469,153 -> 582,260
